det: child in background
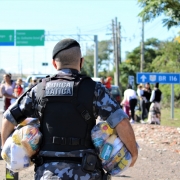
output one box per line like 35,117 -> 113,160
121,100 -> 130,117
105,76 -> 112,90
14,78 -> 23,97
11,78 -> 23,104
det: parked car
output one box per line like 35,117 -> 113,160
24,74 -> 49,89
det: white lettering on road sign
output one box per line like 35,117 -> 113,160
140,75 -> 147,82
158,76 -> 166,81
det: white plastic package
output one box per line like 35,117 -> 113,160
1,118 -> 42,172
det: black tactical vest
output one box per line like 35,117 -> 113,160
154,89 -> 162,103
36,73 -> 96,152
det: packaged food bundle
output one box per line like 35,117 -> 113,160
1,135 -> 33,172
100,134 -> 132,176
12,119 -> 42,157
8,142 -> 33,172
91,121 -> 115,151
91,121 -> 136,176
1,136 -> 12,164
1,118 -> 42,172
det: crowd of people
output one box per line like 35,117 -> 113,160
0,72 -> 163,126
121,82 -> 162,125
0,73 -> 23,112
0,74 -> 39,112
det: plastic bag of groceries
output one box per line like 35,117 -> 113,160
1,118 -> 42,172
91,121 -> 138,176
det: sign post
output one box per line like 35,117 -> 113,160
0,30 -> 14,46
128,76 -> 134,89
136,72 -> 180,119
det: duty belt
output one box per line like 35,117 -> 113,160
32,154 -> 102,169
46,136 -> 93,146
43,156 -> 82,164
32,156 -> 82,166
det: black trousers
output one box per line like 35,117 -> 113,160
140,99 -> 146,120
145,101 -> 151,114
129,98 -> 137,120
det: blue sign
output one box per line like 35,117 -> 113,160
137,72 -> 180,84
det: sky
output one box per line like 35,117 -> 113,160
0,0 -> 179,75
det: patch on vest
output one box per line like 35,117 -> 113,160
45,81 -> 74,96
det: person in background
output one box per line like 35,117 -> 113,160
137,84 -> 147,124
143,82 -> 152,117
147,82 -> 162,125
27,76 -> 38,90
14,78 -> 23,97
121,84 -> 137,123
104,76 -> 112,91
10,78 -> 24,105
100,77 -> 105,85
1,73 -> 16,111
1,38 -> 138,180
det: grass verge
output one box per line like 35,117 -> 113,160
135,108 -> 180,127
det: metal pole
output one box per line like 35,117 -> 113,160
33,47 -> 35,74
94,35 -> 98,77
117,21 -> 122,89
171,84 -> 174,119
115,17 -> 119,86
140,18 -> 144,72
112,19 -> 116,65
118,22 -> 121,64
18,47 -> 22,78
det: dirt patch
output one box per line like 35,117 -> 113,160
116,123 -> 180,180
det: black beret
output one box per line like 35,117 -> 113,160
52,38 -> 80,59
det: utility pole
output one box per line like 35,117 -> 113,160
140,18 -> 144,72
117,21 -> 122,91
112,19 -> 116,65
33,47 -> 35,74
115,17 -> 119,87
118,22 -> 121,64
111,17 -> 121,87
94,35 -> 98,77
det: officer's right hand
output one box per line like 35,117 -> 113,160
129,153 -> 138,167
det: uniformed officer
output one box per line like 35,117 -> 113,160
1,38 -> 138,180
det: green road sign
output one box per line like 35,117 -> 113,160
0,30 -> 14,46
16,30 -> 45,46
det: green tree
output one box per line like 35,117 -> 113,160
151,41 -> 180,72
119,38 -> 160,90
81,47 -> 94,77
81,40 -> 113,77
138,0 -> 180,29
150,40 -> 180,105
125,38 -> 160,71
